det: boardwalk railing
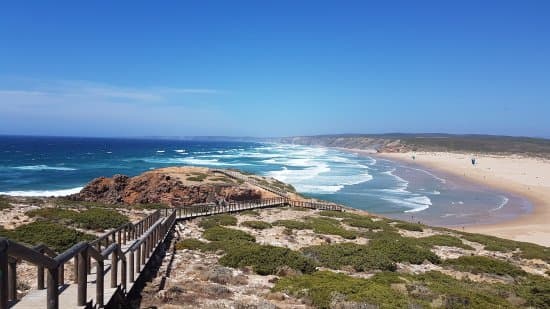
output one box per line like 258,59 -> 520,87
2,195 -> 342,308
0,209 -> 171,309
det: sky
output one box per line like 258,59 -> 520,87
1,1 -> 549,138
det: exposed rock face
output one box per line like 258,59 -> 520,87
71,167 -> 264,207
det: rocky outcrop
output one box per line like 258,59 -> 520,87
70,167 -> 264,207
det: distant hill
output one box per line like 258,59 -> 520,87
277,134 -> 550,157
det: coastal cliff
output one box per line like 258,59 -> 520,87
278,133 -> 550,157
70,167 -> 271,206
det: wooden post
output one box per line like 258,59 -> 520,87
73,255 -> 79,283
58,264 -> 64,286
0,251 -> 7,309
46,267 -> 59,309
8,261 -> 16,301
129,250 -> 135,283
37,265 -> 45,290
121,258 -> 127,291
136,245 -> 141,267
111,251 -> 118,288
77,250 -> 87,306
96,259 -> 104,307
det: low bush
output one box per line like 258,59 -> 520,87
273,218 -> 356,239
73,208 -> 129,230
411,271 -> 516,308
305,217 -> 357,239
0,221 -> 94,252
53,198 -> 117,209
175,238 -> 206,251
241,220 -> 272,230
26,208 -> 78,221
460,232 -> 550,262
302,243 -> 396,271
443,256 -> 526,278
272,220 -> 310,230
26,207 -> 128,231
199,214 -> 238,229
515,274 -> 550,308
273,271 -> 410,308
417,234 -> 474,250
219,242 -> 316,275
342,217 -> 393,231
203,226 -> 256,243
318,210 -> 358,219
395,222 -> 424,232
368,235 -> 440,264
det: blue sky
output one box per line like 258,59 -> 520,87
1,1 -> 549,138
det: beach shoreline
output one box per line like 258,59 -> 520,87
337,147 -> 550,246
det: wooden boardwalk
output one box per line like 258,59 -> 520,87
1,194 -> 342,308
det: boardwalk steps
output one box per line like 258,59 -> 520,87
1,196 -> 343,308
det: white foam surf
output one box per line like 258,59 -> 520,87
12,165 -> 77,171
0,187 -> 83,197
491,195 -> 509,211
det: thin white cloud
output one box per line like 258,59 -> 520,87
0,78 -> 221,106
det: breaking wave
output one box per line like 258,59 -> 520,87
0,187 -> 83,197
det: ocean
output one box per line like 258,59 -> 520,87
0,136 -> 531,227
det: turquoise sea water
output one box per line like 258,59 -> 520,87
0,136 -> 531,226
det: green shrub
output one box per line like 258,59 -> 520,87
73,208 -> 129,230
53,198 -> 118,209
515,274 -> 550,308
306,217 -> 357,239
241,220 -> 272,230
342,217 -> 393,231
368,235 -> 440,264
417,234 -> 474,250
273,271 -> 410,309
219,242 -> 316,275
411,271 -> 515,308
443,256 -> 526,278
199,214 -> 238,229
26,208 -> 78,221
318,210 -> 357,218
395,222 -> 424,232
460,232 -> 550,262
26,207 -> 128,231
273,218 -> 356,239
175,238 -> 206,250
0,221 -> 94,252
203,226 -> 256,242
272,220 -> 310,230
302,243 -> 396,271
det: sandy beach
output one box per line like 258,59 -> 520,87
366,151 -> 550,247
